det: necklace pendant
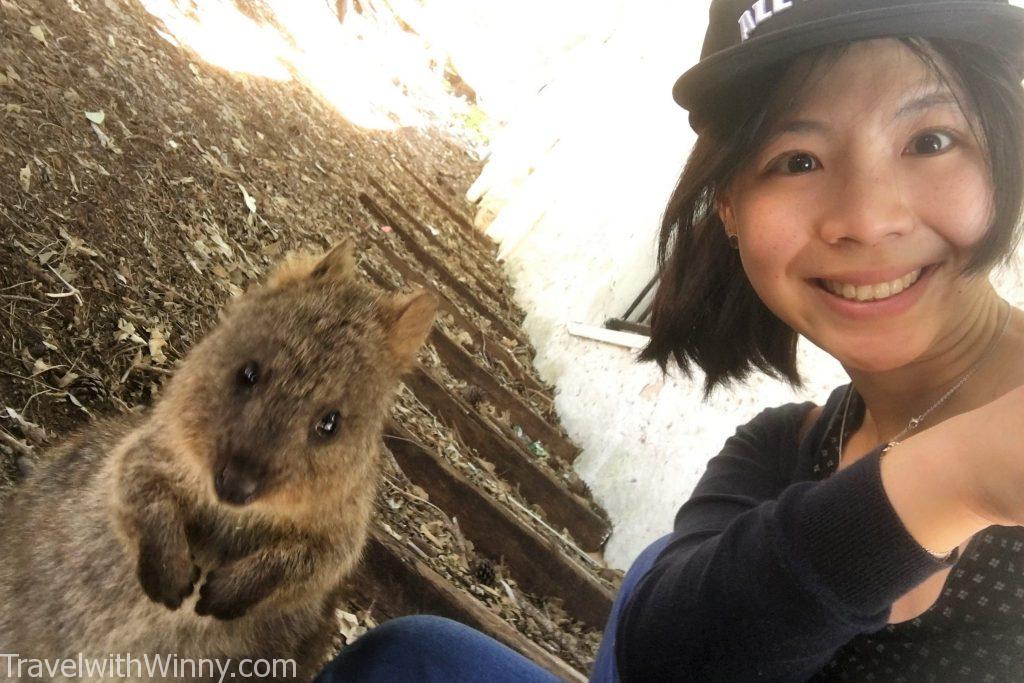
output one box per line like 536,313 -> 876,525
908,417 -> 920,429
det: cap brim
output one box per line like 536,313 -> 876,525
673,2 -> 1024,121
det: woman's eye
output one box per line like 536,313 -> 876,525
906,130 -> 955,156
768,152 -> 820,175
314,411 -> 342,439
237,361 -> 260,387
785,153 -> 818,174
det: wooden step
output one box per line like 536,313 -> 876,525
430,330 -> 580,465
359,192 -> 528,349
368,176 -> 506,307
385,159 -> 495,254
359,249 -> 548,399
350,526 -> 586,682
384,424 -> 614,629
403,365 -> 608,551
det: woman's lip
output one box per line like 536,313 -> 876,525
812,263 -> 939,320
812,264 -> 934,287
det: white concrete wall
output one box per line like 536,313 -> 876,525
464,2 -> 1024,570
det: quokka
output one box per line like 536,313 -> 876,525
0,240 -> 437,681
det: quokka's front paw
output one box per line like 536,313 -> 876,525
195,568 -> 251,621
137,541 -> 201,610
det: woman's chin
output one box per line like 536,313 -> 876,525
834,350 -> 919,375
802,332 -> 920,375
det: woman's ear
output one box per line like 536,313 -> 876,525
716,195 -> 736,237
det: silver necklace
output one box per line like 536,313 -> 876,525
837,299 -> 1012,464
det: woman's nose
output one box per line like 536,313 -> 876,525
816,163 -> 915,246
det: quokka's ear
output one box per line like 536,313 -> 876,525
309,238 -> 356,281
265,239 -> 357,289
265,252 -> 320,289
384,289 -> 438,371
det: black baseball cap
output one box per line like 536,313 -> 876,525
674,0 -> 1024,130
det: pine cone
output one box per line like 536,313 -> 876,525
69,374 -> 108,401
471,558 -> 496,586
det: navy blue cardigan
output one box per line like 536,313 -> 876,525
614,385 -> 963,681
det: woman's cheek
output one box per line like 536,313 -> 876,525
909,159 -> 992,250
740,230 -> 806,324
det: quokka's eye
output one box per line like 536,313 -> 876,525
314,411 -> 342,439
237,361 -> 260,387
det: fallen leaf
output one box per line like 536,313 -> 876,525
85,110 -> 105,125
56,371 -> 79,388
29,25 -> 46,46
31,358 -> 56,376
18,164 -> 30,192
148,327 -> 168,364
115,318 -> 146,345
238,184 -> 256,213
337,610 -> 362,642
64,391 -> 91,415
3,407 -> 49,445
90,122 -> 119,152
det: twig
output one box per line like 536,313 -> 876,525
0,294 -> 49,305
382,474 -> 452,522
405,539 -> 430,562
504,495 -> 600,569
45,264 -> 83,305
0,429 -> 33,457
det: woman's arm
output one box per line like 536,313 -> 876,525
614,404 -> 976,682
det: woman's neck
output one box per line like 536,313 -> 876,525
844,287 -> 1017,445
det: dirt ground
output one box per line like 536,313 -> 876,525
0,0 -> 484,466
0,0 -> 612,674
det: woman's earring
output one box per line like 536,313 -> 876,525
728,233 -> 739,250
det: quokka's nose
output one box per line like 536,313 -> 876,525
215,459 -> 260,506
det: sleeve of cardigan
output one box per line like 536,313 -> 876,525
614,403 -> 958,682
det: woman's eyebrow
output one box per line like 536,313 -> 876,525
766,89 -> 961,141
894,89 -> 960,119
770,119 -> 829,138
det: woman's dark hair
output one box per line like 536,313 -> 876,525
640,37 -> 1024,398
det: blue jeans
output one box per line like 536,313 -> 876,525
315,534 -> 672,682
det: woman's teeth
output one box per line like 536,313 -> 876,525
823,269 -> 922,302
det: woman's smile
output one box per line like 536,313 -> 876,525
810,262 -> 941,321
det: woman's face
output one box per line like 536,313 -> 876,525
719,38 -> 995,373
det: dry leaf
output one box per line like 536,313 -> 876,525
18,164 -> 30,192
56,371 -> 79,388
148,327 -> 168,364
238,184 -> 256,213
90,122 -> 119,152
4,407 -> 49,445
85,110 -> 105,125
337,610 -> 362,642
29,25 -> 46,46
31,358 -> 56,376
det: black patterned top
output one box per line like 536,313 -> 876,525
618,384 -> 1023,681
811,388 -> 1024,682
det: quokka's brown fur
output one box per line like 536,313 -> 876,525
0,240 -> 437,682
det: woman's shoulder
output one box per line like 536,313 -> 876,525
799,404 -> 824,443
735,384 -> 850,473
